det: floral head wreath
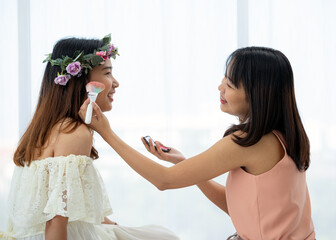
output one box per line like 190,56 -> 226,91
43,34 -> 119,86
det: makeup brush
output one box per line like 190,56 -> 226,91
85,82 -> 105,124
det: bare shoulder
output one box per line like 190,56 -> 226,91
53,119 -> 93,157
215,130 -> 284,173
235,131 -> 285,175
59,120 -> 92,139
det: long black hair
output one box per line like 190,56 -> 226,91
224,47 -> 310,171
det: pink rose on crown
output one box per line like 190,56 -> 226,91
96,51 -> 107,60
66,61 -> 81,76
54,74 -> 71,85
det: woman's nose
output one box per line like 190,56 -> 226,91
218,80 -> 225,92
113,79 -> 119,88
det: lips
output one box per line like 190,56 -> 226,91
220,96 -> 227,104
107,92 -> 115,102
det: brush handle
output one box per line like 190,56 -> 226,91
85,102 -> 93,124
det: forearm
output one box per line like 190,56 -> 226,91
102,128 -> 170,190
196,180 -> 229,215
45,215 -> 68,240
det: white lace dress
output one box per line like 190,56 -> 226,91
0,155 -> 179,240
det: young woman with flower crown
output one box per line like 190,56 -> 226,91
0,35 -> 179,240
79,47 -> 316,240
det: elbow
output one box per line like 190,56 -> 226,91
156,176 -> 173,191
157,186 -> 166,191
155,168 -> 176,191
156,181 -> 170,191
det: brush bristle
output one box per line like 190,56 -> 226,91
86,82 -> 105,93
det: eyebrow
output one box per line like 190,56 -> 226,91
101,66 -> 112,71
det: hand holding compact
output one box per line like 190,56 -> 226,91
141,136 -> 186,164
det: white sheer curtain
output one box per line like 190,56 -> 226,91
1,0 -> 335,239
0,0 -> 19,231
248,1 -> 336,238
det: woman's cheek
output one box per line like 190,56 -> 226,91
96,94 -> 105,109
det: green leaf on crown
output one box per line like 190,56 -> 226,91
83,54 -> 93,61
99,45 -> 109,52
62,56 -> 73,69
43,53 -> 52,63
73,51 -> 84,62
50,58 -> 63,66
91,55 -> 104,65
102,34 -> 111,45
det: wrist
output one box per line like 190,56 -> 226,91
172,158 -> 186,164
103,128 -> 118,148
99,126 -> 113,140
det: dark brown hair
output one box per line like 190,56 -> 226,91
224,47 -> 310,171
14,37 -> 105,166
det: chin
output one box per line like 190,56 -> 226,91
105,104 -> 112,112
98,103 -> 112,112
220,105 -> 228,113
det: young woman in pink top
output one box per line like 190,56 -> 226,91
79,47 -> 315,240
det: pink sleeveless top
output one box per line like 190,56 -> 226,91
226,131 -> 315,240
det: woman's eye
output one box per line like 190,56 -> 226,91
227,83 -> 233,88
105,72 -> 112,76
